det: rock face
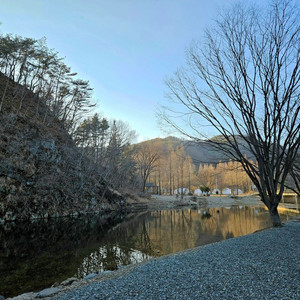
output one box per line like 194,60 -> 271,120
0,74 -> 125,222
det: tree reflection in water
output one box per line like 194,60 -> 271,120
77,246 -> 151,278
76,218 -> 156,277
76,206 -> 299,278
1,205 -> 299,297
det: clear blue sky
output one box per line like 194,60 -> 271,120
1,0 -> 242,141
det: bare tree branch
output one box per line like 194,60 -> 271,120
162,0 -> 300,227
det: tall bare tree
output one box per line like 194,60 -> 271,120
285,153 -> 300,195
135,143 -> 160,193
164,0 -> 300,226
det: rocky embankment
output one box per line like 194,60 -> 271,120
0,73 -> 125,223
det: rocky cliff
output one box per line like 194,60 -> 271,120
0,73 -> 125,223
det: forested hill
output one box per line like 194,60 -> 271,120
136,136 -> 255,169
0,71 -> 124,222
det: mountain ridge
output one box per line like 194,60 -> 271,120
136,136 -> 255,169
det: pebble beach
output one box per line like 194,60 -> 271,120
51,220 -> 300,300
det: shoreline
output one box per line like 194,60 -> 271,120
2,194 -> 298,226
6,195 -> 300,299
17,219 -> 299,299
56,220 -> 300,299
129,194 -> 299,212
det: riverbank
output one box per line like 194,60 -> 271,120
18,219 -> 298,299
5,195 -> 300,299
128,194 -> 299,212
8,219 -> 300,299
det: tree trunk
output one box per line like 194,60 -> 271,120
142,180 -> 146,193
0,77 -> 9,112
269,205 -> 282,227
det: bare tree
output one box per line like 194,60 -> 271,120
105,120 -> 137,189
197,163 -> 216,191
163,1 -> 300,226
135,143 -> 160,193
0,33 -> 95,129
286,154 -> 300,195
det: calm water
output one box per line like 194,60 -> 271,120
0,205 -> 299,297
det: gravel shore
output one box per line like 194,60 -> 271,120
54,220 -> 300,300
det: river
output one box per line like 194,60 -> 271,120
0,205 -> 299,298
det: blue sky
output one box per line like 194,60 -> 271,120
1,0 -> 241,141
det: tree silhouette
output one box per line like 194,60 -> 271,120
164,1 -> 300,226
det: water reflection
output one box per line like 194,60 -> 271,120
77,246 -> 149,278
76,206 -> 298,278
0,206 -> 299,297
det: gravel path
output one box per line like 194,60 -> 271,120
55,220 -> 300,300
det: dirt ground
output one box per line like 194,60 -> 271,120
128,194 -> 300,211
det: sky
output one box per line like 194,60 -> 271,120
0,0 -> 241,141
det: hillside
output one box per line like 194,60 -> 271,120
0,72 -> 124,222
135,136 -> 255,169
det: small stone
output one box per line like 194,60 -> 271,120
9,292 -> 37,300
60,277 -> 78,286
98,270 -> 113,276
36,287 -> 61,298
84,273 -> 98,280
51,282 -> 60,287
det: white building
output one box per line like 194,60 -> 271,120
222,188 -> 231,195
174,188 -> 189,195
194,189 -> 202,196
